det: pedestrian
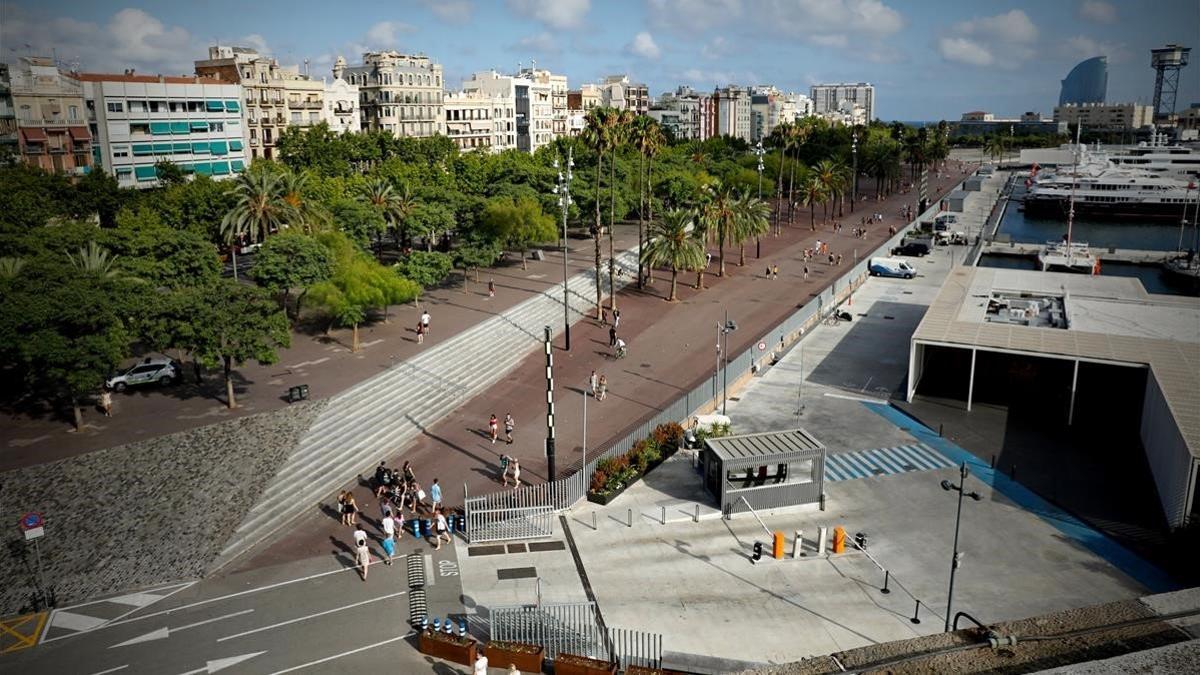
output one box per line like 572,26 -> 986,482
837,254 -> 843,266
765,266 -> 772,279
380,498 -> 393,521
337,491 -> 350,526
772,264 -> 779,280
434,509 -> 451,550
355,541 -> 371,581
828,252 -> 835,266
353,524 -> 368,548
430,478 -> 442,510
608,325 -> 617,347
589,370 -> 598,397
597,374 -> 608,402
416,320 -> 425,344
345,493 -> 359,526
501,455 -> 515,487
803,264 -> 809,280
402,460 -> 416,486
409,481 -> 426,512
504,413 -> 515,444
374,461 -> 393,498
488,414 -> 499,444
487,278 -> 495,298
706,252 -> 712,267
612,308 -> 620,329
509,458 -> 521,489
99,388 -> 113,417
600,306 -> 608,325
473,653 -> 489,675
508,665 -> 519,675
380,528 -> 395,565
420,309 -> 431,334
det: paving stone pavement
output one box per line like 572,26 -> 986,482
0,398 -> 326,617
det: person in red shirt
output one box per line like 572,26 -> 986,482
489,414 -> 499,444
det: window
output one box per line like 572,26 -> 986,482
113,146 -> 129,158
149,101 -> 162,113
116,168 -> 132,180
107,102 -> 124,113
211,121 -> 225,132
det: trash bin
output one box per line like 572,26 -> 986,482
855,532 -> 868,550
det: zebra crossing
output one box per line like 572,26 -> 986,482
824,443 -> 956,482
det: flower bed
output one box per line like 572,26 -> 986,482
625,666 -> 665,675
485,640 -> 544,672
586,422 -> 684,505
555,652 -> 618,675
417,628 -> 477,666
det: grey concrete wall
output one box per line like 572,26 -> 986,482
1140,370 -> 1196,528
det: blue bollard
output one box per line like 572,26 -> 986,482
420,617 -> 429,632
458,514 -> 467,533
421,519 -> 431,537
445,620 -> 454,635
459,620 -> 467,637
410,519 -> 421,538
432,618 -> 441,633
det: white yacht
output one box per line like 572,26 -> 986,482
1103,135 -> 1200,180
1024,158 -> 1194,222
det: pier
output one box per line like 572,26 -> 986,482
982,241 -> 1178,265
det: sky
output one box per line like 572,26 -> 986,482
3,0 -> 1198,121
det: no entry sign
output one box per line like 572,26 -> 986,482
19,512 -> 44,540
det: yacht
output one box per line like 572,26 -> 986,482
1024,164 -> 1194,221
1103,135 -> 1200,181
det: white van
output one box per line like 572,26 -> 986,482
869,257 -> 916,279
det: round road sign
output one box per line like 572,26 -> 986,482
758,342 -> 766,351
19,512 -> 43,530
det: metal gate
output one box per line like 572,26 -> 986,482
464,478 -> 576,544
490,601 -> 606,660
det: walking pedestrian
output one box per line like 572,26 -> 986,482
99,388 -> 113,417
597,374 -> 608,402
828,252 -> 835,266
765,266 -> 772,279
608,325 -> 617,347
589,370 -> 598,397
501,455 -> 514,486
504,413 -> 515,444
430,478 -> 442,510
803,265 -> 809,281
374,461 -> 393,498
402,460 -> 416,486
772,264 -> 779,279
337,491 -> 350,526
420,309 -> 431,334
380,528 -> 395,565
345,493 -> 359,526
837,254 -> 843,266
434,509 -> 451,550
488,414 -> 499,444
612,308 -> 620,329
416,320 -> 425,344
509,458 -> 521,489
473,653 -> 489,675
355,541 -> 371,581
487,278 -> 495,298
380,498 -> 393,521
353,525 -> 368,548
600,306 -> 608,325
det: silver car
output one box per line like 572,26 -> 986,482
106,358 -> 179,392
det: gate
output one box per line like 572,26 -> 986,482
463,481 -> 572,543
490,601 -> 606,660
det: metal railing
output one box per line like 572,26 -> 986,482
490,601 -> 605,660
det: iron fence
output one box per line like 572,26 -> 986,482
490,601 -> 606,660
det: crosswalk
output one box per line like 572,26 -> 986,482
824,443 -> 955,482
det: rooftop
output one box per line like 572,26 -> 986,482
704,428 -> 825,463
913,267 -> 1200,457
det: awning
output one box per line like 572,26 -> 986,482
173,142 -> 191,153
68,126 -> 91,141
190,121 -> 209,131
231,159 -> 245,172
150,122 -> 172,135
224,100 -> 240,113
193,162 -> 213,176
229,140 -> 244,151
192,142 -> 210,153
211,161 -> 230,175
153,143 -> 174,154
170,121 -> 190,134
132,144 -> 155,156
20,127 -> 47,142
205,100 -> 224,112
134,166 -> 158,181
209,141 -> 228,155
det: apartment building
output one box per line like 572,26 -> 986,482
78,72 -> 247,188
444,90 -> 509,152
519,67 -> 568,137
650,86 -> 714,140
195,46 -> 289,160
9,56 -> 92,175
1052,102 -> 1155,131
339,51 -> 445,138
568,83 -> 601,111
750,86 -> 814,141
462,70 -> 550,153
810,82 -> 874,122
280,67 -> 324,130
714,85 -> 752,142
600,75 -> 649,115
0,63 -> 16,159
324,60 -> 360,134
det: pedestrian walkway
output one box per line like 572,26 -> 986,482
823,443 -> 955,482
212,247 -> 642,570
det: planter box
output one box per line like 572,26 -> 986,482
586,448 -> 677,506
555,652 -> 618,675
485,641 -> 544,672
625,667 -> 664,675
418,629 -> 477,666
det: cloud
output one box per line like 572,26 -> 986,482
507,0 -> 590,30
511,32 -> 560,55
626,31 -> 661,59
680,67 -> 760,88
701,36 -> 729,59
648,0 -> 743,33
363,21 -> 416,49
810,34 -> 848,48
938,10 -> 1038,69
1063,35 -> 1128,64
418,0 -> 473,23
238,33 -> 271,56
952,9 -> 1037,44
938,37 -> 994,67
1079,0 -> 1117,24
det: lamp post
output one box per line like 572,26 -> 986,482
850,130 -> 858,214
753,140 -> 766,258
552,149 -> 574,351
581,380 -> 588,494
544,325 -> 556,481
717,312 -> 738,415
940,462 -> 981,632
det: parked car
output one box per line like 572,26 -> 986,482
105,357 -> 179,392
891,242 -> 930,257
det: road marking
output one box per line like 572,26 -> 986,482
424,554 -> 435,587
87,666 -> 128,675
46,611 -> 109,632
109,609 -> 254,648
174,651 -> 265,675
359,339 -> 384,348
216,591 -> 406,642
0,611 -> 46,654
823,392 -> 888,403
42,581 -> 197,644
287,357 -> 331,369
265,635 -> 407,675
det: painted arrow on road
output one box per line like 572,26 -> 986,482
109,610 -> 254,649
175,651 -> 265,674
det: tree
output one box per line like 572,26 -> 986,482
733,193 -> 770,267
221,171 -> 297,280
451,236 -> 502,292
641,208 -> 704,301
983,135 -> 1006,163
154,160 -> 188,187
480,196 -> 557,270
251,232 -> 334,321
633,116 -> 666,287
67,241 -> 123,279
309,232 -> 420,351
801,175 -> 828,232
813,159 -> 843,225
189,280 -> 291,408
606,108 -> 635,311
330,196 -> 386,252
696,180 -> 739,277
581,107 -> 616,319
279,170 -> 330,234
392,250 -> 453,289
72,168 -> 125,228
358,177 -> 416,254
403,201 -> 455,252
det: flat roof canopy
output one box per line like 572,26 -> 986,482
705,429 -> 825,467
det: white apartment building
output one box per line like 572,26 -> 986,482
78,72 -> 248,188
566,110 -> 587,136
714,85 -> 752,141
338,51 -> 444,138
444,90 -> 510,152
195,46 -> 288,160
810,82 -> 874,122
462,70 -> 551,154
651,86 -> 714,141
519,67 -> 568,138
323,69 -> 360,134
601,75 -> 649,115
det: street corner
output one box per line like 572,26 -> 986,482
0,611 -> 47,654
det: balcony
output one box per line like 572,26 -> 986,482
287,100 -> 323,109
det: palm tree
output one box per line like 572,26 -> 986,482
734,194 -> 770,267
606,109 -> 634,311
690,207 -> 711,290
358,177 -> 416,253
641,209 -> 704,301
767,122 -> 790,235
813,159 -> 841,225
642,121 -> 666,283
221,171 -> 296,280
801,175 -> 827,232
698,180 -> 744,277
786,121 -> 811,223
581,107 -> 614,319
279,170 -> 329,234
0,257 -> 26,279
983,135 -> 1006,163
632,116 -> 666,288
67,242 -> 122,279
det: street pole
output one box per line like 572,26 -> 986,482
544,326 -> 556,481
942,462 -> 981,632
581,383 -> 587,494
722,310 -> 729,416
851,130 -> 858,214
753,140 -> 765,258
714,322 -> 720,398
554,150 -> 575,351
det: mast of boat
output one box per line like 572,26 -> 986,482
1181,180 -> 1194,252
1066,123 -> 1082,263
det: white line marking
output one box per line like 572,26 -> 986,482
87,666 -> 128,675
287,357 -> 331,369
109,609 -> 255,648
265,635 -> 407,675
424,554 -> 435,587
359,339 -> 384,348
216,591 -> 406,642
823,392 -> 888,403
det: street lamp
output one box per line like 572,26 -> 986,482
716,312 -> 738,415
850,130 -> 858,214
552,149 -> 575,351
581,378 -> 588,494
940,462 -> 981,632
753,140 -> 766,258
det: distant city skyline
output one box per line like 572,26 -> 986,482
2,0 -> 1198,121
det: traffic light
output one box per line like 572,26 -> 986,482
752,541 -> 763,562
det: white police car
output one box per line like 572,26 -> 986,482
105,357 -> 179,392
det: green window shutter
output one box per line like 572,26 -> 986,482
134,166 -> 158,181
225,100 -> 240,113
231,160 -> 245,172
210,141 -> 228,155
173,142 -> 191,153
132,144 -> 155,156
229,140 -> 244,151
205,100 -> 224,112
211,161 -> 230,175
170,121 -> 190,134
190,121 -> 209,131
192,142 -> 210,154
193,162 -> 212,176
153,143 -> 174,153
150,122 -> 171,135
182,164 -> 196,174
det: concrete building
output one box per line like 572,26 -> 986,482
650,86 -> 714,141
567,83 -> 601,111
0,63 -> 16,160
443,90 -> 507,152
519,67 -> 568,138
338,51 -> 444,138
810,82 -> 874,123
462,70 -> 550,153
1059,56 -> 1108,106
599,75 -> 649,115
961,111 -> 994,122
566,109 -> 587,137
194,46 -> 288,160
1053,102 -> 1155,132
714,85 -> 752,141
953,111 -> 1067,137
751,86 -> 814,141
322,66 -> 360,134
907,267 -> 1200,529
280,67 -> 324,130
9,56 -> 92,175
77,72 -> 248,188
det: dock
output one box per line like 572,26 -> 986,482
982,241 -> 1177,265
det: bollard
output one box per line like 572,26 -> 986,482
627,508 -> 633,528
832,526 -> 846,554
445,620 -> 454,635
991,454 -> 996,469
819,492 -> 826,512
432,618 -> 441,633
910,600 -> 922,625
817,526 -> 828,556
938,423 -> 944,437
421,519 -> 431,537
421,617 -> 429,632
881,570 -> 891,595
773,531 -> 785,560
661,506 -> 667,525
592,511 -> 597,531
459,621 -> 467,637
694,504 -> 700,523
411,519 -> 421,539
793,530 -> 803,559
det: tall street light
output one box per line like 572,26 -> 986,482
850,130 -> 859,214
753,140 -> 766,258
553,149 -> 574,351
940,462 -> 981,632
717,312 -> 738,415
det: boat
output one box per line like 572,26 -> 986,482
1103,133 -> 1200,181
1023,167 -> 1193,221
1037,125 -> 1099,274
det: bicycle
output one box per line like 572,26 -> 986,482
614,345 -> 627,359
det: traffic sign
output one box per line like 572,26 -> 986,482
758,342 -> 766,351
19,512 -> 42,531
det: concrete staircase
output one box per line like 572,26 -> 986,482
211,249 -> 640,570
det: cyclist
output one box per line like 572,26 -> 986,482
614,337 -> 627,359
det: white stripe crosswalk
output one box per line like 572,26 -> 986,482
824,443 -> 955,482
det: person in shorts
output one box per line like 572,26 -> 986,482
434,509 -> 451,550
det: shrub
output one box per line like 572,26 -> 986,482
628,442 -> 651,473
652,422 -> 685,449
589,469 -> 609,493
